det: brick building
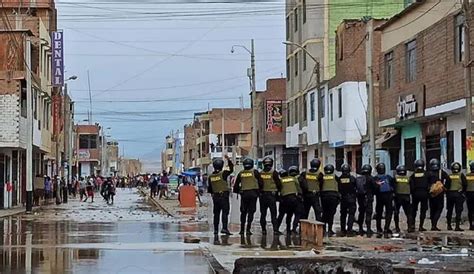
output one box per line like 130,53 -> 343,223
0,0 -> 59,208
182,108 -> 251,173
377,0 -> 467,170
75,124 -> 101,178
255,78 -> 296,169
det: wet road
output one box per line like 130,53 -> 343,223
0,189 -> 212,274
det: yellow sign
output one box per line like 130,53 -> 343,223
468,136 -> 474,171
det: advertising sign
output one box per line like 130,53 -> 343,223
78,149 -> 91,161
51,31 -> 64,86
266,100 -> 283,132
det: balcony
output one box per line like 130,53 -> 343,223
210,146 -> 238,159
195,135 -> 207,145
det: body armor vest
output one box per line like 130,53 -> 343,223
209,171 -> 227,193
239,169 -> 259,191
321,174 -> 338,192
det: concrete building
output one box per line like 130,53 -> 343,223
106,140 -> 119,176
0,0 -> 58,208
75,124 -> 101,178
255,78 -> 297,169
162,135 -> 175,174
183,108 -> 252,173
377,0 -> 465,170
118,158 -> 142,177
284,0 -> 405,167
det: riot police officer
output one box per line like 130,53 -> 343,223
465,162 -> 474,230
233,158 -> 263,235
445,162 -> 466,231
320,164 -> 339,237
276,168 -> 302,234
410,159 -> 430,232
259,157 -> 282,235
374,163 -> 395,237
427,158 -> 450,231
337,164 -> 357,236
298,158 -> 323,221
356,164 -> 376,236
207,157 -> 234,235
394,165 -> 414,233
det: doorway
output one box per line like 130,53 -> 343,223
404,138 -> 416,171
425,134 -> 441,164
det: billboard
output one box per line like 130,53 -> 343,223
266,100 -> 283,132
51,31 -> 64,86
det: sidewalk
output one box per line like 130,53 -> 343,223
0,207 -> 25,218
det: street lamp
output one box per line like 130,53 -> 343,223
231,39 -> 257,159
283,41 -> 323,160
66,75 -> 78,81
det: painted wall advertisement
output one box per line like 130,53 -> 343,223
266,100 -> 283,132
51,31 -> 64,87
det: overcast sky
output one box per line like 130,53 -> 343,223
58,0 -> 285,161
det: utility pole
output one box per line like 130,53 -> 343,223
87,70 -> 92,124
25,37 -> 33,213
366,19 -> 376,167
250,39 -> 257,160
464,0 -> 473,165
222,108 -> 226,158
63,84 -> 69,203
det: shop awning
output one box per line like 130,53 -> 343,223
375,129 -> 400,149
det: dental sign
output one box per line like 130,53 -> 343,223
51,31 -> 64,87
397,94 -> 417,119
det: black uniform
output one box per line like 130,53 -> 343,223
394,173 -> 414,233
337,173 -> 357,235
445,168 -> 466,231
356,168 -> 376,235
320,165 -> 339,236
259,169 -> 282,234
298,169 -> 323,221
233,168 -> 263,234
374,172 -> 395,234
410,171 -> 430,231
426,169 -> 450,230
207,160 -> 234,234
465,171 -> 474,230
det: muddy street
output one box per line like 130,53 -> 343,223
0,189 -> 212,274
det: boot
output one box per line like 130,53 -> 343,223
376,219 -> 383,234
419,218 -> 426,232
455,219 -> 464,232
246,225 -> 253,235
394,223 -> 401,233
447,218 -> 453,231
221,229 -> 232,235
239,223 -> 245,235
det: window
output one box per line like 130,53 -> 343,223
462,129 -> 467,168
287,102 -> 291,126
167,154 -> 173,161
329,93 -> 333,121
320,91 -> 325,118
79,134 -> 98,149
447,130 -> 454,167
303,46 -> 307,71
338,88 -> 342,118
286,59 -> 291,81
310,92 -> 315,121
455,14 -> 465,63
302,151 -> 307,169
303,93 -> 307,122
294,97 -> 299,124
294,8 -> 298,32
302,0 -> 307,23
294,52 -> 298,76
384,51 -> 394,89
20,81 -> 27,118
167,143 -> 173,149
286,16 -> 290,39
406,40 -> 416,82
33,89 -> 37,120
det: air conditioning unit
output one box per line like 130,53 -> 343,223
298,133 -> 307,146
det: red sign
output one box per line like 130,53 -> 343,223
6,182 -> 12,192
52,95 -> 62,135
266,100 -> 283,132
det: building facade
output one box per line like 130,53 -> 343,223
284,0 -> 405,168
377,0 -> 466,170
75,124 -> 101,178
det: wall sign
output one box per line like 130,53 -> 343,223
266,100 -> 283,132
397,94 -> 417,119
51,31 -> 64,87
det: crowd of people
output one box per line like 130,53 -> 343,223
209,156 -> 474,238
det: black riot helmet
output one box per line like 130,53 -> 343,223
429,158 -> 440,171
376,163 -> 386,175
310,159 -> 321,170
414,159 -> 425,172
213,159 -> 224,171
288,166 -> 299,177
262,157 -> 273,170
396,165 -> 407,176
470,161 -> 474,173
324,164 -> 335,175
451,162 -> 461,173
279,169 -> 288,178
341,164 -> 351,175
243,158 -> 254,170
361,164 -> 372,175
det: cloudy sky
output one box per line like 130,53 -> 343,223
58,0 -> 286,162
